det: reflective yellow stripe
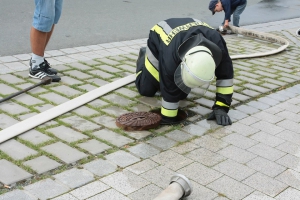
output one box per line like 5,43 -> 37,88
152,21 -> 214,46
151,25 -> 169,44
216,101 -> 229,107
145,56 -> 159,82
161,106 -> 178,117
136,71 -> 142,77
217,86 -> 233,95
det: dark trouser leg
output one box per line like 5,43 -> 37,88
135,47 -> 158,97
233,2 -> 247,27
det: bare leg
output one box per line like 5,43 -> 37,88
45,25 -> 55,51
30,27 -> 48,57
30,24 -> 54,56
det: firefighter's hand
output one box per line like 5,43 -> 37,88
207,108 -> 232,126
161,115 -> 181,125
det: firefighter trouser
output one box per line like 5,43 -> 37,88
135,47 -> 158,97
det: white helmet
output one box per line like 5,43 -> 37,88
175,46 -> 215,94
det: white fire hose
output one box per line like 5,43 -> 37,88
0,26 -> 289,146
153,174 -> 192,200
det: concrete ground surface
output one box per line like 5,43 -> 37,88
0,18 -> 300,200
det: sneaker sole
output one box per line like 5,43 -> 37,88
28,73 -> 61,82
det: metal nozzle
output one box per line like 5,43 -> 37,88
42,77 -> 52,85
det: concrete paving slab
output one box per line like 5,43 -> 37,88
213,159 -> 256,181
247,157 -> 286,178
0,101 -> 30,115
93,129 -> 133,147
186,148 -> 226,167
181,124 -> 208,136
127,184 -> 161,200
0,189 -> 37,200
92,115 -> 118,129
102,94 -> 134,106
52,193 -> 78,200
151,150 -> 193,171
105,150 -> 140,168
39,92 -> 70,105
61,115 -> 100,132
18,129 -> 52,145
243,172 -> 288,197
147,136 -> 177,150
52,85 -> 83,97
24,178 -> 70,200
177,162 -> 223,185
69,180 -> 110,200
0,159 -> 32,185
54,168 -> 95,189
41,142 -> 87,164
207,176 -> 254,200
218,145 -> 257,164
87,188 -> 130,200
165,129 -> 193,142
14,94 -> 44,106
124,130 -> 153,140
101,170 -> 149,195
72,106 -> 99,116
222,133 -> 258,149
0,74 -> 25,84
47,126 -> 89,143
102,106 -> 129,117
128,143 -> 160,159
77,139 -> 111,155
23,156 -> 62,174
191,135 -> 229,152
125,159 -> 159,175
0,139 -> 37,160
83,159 -> 117,177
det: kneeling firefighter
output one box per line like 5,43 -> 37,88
135,18 -> 234,126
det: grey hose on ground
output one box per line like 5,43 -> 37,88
229,25 -> 289,60
153,174 -> 192,200
0,74 -> 135,143
153,182 -> 184,200
0,26 -> 290,144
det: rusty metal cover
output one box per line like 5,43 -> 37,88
116,112 -> 162,131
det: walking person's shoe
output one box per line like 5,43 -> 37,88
44,59 -> 58,74
29,61 -> 61,82
29,58 -> 58,75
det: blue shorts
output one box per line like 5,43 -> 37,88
32,0 -> 63,32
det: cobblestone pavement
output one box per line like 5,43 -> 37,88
0,18 -> 300,199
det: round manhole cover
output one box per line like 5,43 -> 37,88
116,112 -> 162,131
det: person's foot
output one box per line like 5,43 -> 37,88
29,62 -> 61,82
44,59 -> 58,74
30,58 -> 58,75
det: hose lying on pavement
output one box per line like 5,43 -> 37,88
229,25 -> 289,60
0,26 -> 290,144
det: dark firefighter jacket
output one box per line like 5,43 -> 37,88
140,18 -> 234,118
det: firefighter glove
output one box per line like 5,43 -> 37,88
207,108 -> 232,126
